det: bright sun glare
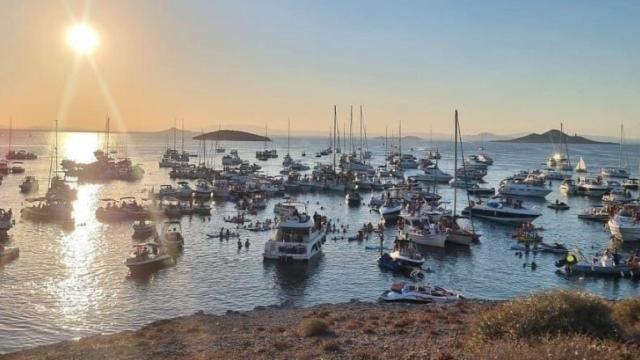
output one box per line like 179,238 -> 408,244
66,23 -> 99,55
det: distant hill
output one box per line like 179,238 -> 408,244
373,135 -> 422,141
491,129 -> 616,145
193,129 -> 270,142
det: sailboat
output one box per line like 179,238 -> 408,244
5,118 -> 37,160
546,123 -> 572,171
445,110 -> 479,246
282,120 -> 293,167
575,156 -> 587,173
601,124 -> 630,178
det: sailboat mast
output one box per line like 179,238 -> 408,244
105,114 -> 110,155
181,119 -> 185,153
333,105 -> 337,171
359,106 -> 363,158
619,124 -> 623,168
384,126 -> 388,166
287,119 -> 290,156
349,106 -> 353,154
398,120 -> 402,155
453,111 -> 458,217
8,118 -> 12,154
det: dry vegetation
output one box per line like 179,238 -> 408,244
3,292 -> 640,360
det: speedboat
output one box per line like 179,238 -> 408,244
389,238 -> 424,267
602,188 -> 633,205
263,205 -> 327,261
448,178 -> 478,190
601,167 -> 629,179
160,221 -> 184,250
463,197 -> 541,224
380,198 -> 403,223
19,176 -> 39,193
380,282 -> 464,303
547,200 -> 570,210
21,197 -> 73,224
416,166 -> 453,183
577,205 -> 610,223
132,220 -> 157,240
124,243 -> 172,274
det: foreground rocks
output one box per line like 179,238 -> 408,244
3,300 -> 485,360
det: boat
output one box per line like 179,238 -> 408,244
498,175 -> 552,198
0,160 -> 8,174
602,188 -> 633,205
160,220 -> 184,249
448,178 -> 478,190
263,204 -> 327,261
556,250 -> 640,278
346,191 -> 362,207
0,208 -> 13,237
467,184 -> 495,196
132,220 -> 157,240
124,243 -> 172,274
623,177 -> 639,190
600,124 -> 630,179
388,237 -> 424,267
6,150 -> 37,160
559,179 -> 578,195
380,198 -> 403,223
547,200 -> 570,210
577,205 -> 610,223
193,179 -> 213,199
576,176 -> 608,197
546,124 -> 572,171
18,176 -> 39,193
463,197 -> 541,224
21,197 -> 73,224
399,216 -> 446,248
417,165 -> 453,183
0,245 -> 19,264
575,156 -> 587,173
608,207 -> 640,242
10,161 -> 25,174
380,282 -> 464,303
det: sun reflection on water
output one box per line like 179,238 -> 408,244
52,184 -> 106,324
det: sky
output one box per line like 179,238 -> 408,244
0,0 -> 639,137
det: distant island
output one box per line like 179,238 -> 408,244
193,129 -> 270,142
373,135 -> 422,140
491,129 -> 616,145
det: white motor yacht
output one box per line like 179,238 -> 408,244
498,175 -> 551,198
463,197 -> 541,224
263,206 -> 327,261
608,208 -> 640,242
559,179 -> 578,195
380,198 -> 403,223
623,177 -> 640,190
576,176 -> 608,197
417,166 -> 453,184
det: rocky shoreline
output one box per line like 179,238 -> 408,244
3,300 -> 486,360
3,292 -> 639,360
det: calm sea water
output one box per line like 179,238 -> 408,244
0,130 -> 639,353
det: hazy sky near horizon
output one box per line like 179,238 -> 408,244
0,0 -> 638,136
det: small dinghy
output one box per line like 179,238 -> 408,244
132,220 -> 157,240
547,200 -> 570,210
206,232 -> 240,239
377,253 -> 424,279
380,282 -> 464,303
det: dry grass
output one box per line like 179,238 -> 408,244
467,335 -> 639,360
612,297 -> 640,343
467,290 -> 617,348
298,318 -> 331,337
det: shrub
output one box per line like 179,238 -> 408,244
612,297 -> 640,343
467,335 -> 638,360
467,291 -> 617,347
298,318 -> 331,337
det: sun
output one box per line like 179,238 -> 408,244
66,23 -> 99,56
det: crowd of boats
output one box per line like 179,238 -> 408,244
2,114 -> 640,303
